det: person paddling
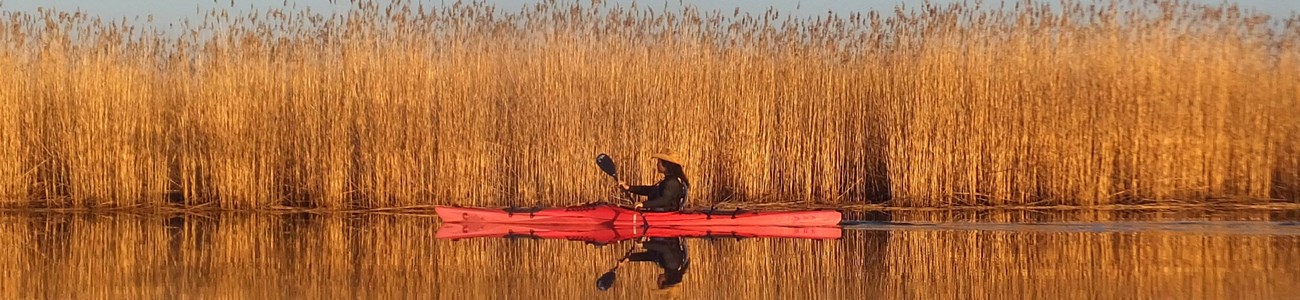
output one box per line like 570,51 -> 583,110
617,153 -> 690,212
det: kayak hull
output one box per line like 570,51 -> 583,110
436,223 -> 842,244
435,204 -> 842,227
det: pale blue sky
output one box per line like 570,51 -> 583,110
0,0 -> 1296,27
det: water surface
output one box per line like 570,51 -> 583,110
1,210 -> 1297,299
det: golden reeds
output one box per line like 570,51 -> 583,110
0,0 -> 1297,208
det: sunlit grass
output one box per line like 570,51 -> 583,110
0,0 -> 1296,208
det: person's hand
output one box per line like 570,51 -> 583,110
617,181 -> 630,191
634,202 -> 643,209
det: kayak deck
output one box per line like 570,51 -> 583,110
435,203 -> 842,227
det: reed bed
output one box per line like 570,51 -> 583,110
0,212 -> 1295,298
0,0 -> 1297,208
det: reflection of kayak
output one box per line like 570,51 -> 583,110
435,203 -> 842,227
436,223 -> 842,244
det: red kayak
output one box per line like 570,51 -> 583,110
436,222 -> 842,244
435,203 -> 842,227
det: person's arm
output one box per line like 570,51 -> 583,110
626,184 -> 658,196
641,180 -> 684,208
626,251 -> 657,262
619,180 -> 660,196
641,241 -> 682,255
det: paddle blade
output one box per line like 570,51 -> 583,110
596,271 -> 617,291
596,153 -> 618,178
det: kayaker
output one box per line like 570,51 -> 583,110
617,153 -> 690,212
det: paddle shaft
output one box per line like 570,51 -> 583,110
618,177 -> 650,227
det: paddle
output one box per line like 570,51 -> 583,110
596,153 -> 649,227
595,154 -> 622,186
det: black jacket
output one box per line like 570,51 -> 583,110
627,175 -> 688,211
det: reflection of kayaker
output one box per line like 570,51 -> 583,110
597,237 -> 691,291
628,237 -> 689,289
617,153 -> 690,212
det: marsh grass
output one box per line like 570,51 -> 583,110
0,0 -> 1297,208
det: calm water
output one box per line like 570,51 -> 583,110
1,210 -> 1298,299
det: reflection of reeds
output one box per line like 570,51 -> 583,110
886,229 -> 1300,299
0,1 -> 1297,208
0,213 -> 1296,298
